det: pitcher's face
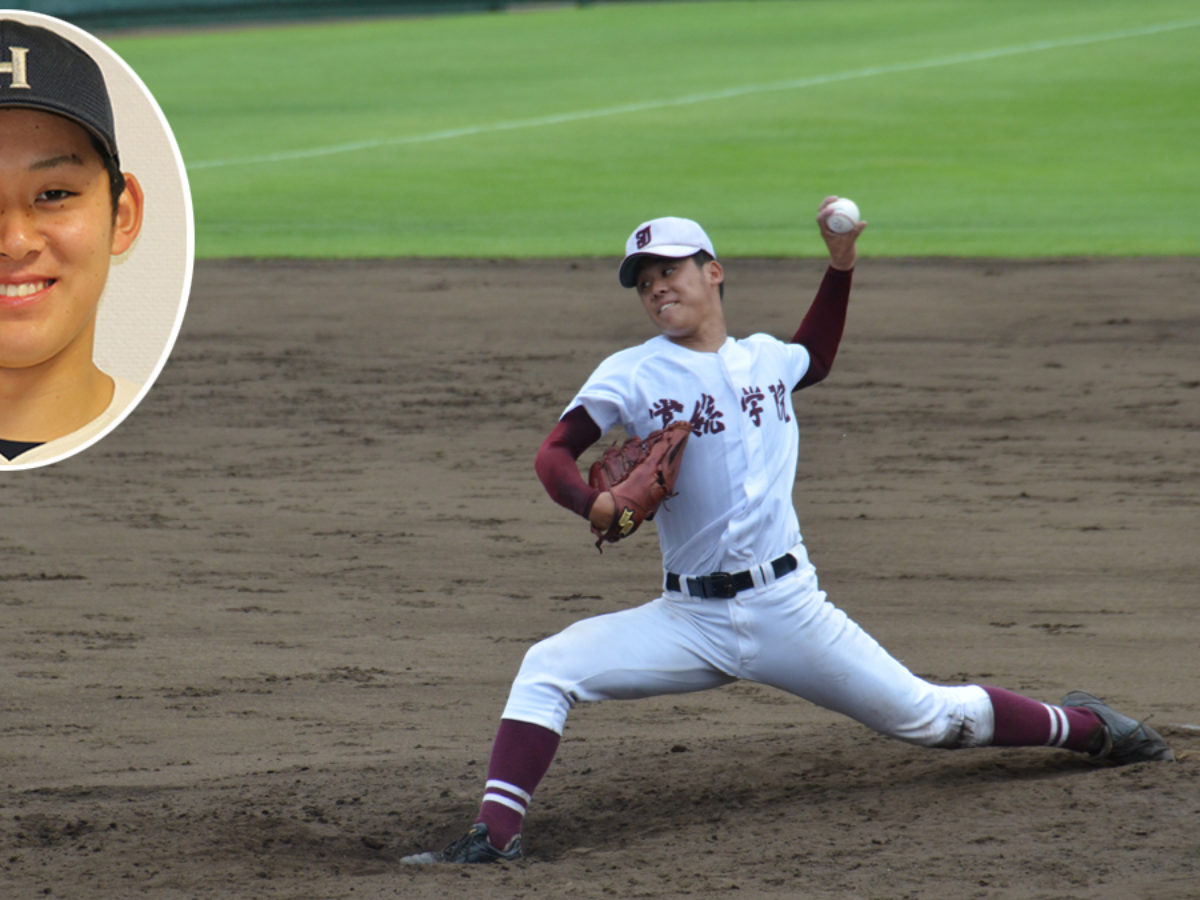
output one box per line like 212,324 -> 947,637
0,108 -> 138,370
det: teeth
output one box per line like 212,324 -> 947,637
0,281 -> 49,298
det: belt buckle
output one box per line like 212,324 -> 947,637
705,571 -> 737,599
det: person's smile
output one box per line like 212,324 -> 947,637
0,277 -> 56,310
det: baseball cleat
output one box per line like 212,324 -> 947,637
400,822 -> 522,865
1062,691 -> 1175,765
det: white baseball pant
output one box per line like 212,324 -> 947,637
501,559 -> 994,748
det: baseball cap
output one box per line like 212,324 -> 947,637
0,18 -> 118,160
619,216 -> 717,288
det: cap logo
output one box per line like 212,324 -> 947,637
635,226 -> 652,249
0,45 -> 31,90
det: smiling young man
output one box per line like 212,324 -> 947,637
402,202 -> 1173,866
0,19 -> 144,467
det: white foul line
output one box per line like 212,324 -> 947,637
189,18 -> 1200,171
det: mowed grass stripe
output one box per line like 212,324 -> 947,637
186,17 -> 1200,171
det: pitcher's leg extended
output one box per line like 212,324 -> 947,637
742,581 -> 1167,760
401,597 -> 735,864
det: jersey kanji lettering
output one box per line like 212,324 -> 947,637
649,398 -> 684,427
740,387 -> 765,426
689,393 -> 725,435
768,380 -> 792,423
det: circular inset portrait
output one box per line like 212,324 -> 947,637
0,9 -> 193,469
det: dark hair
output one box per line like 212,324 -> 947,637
691,250 -> 724,300
88,132 -> 125,216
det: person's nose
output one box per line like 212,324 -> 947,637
0,205 -> 44,260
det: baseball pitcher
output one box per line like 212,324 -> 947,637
402,198 -> 1173,865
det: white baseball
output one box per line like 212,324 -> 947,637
826,198 -> 861,234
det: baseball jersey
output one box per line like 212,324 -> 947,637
567,333 -> 811,576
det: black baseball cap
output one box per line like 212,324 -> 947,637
0,18 -> 118,160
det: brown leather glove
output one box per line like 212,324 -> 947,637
587,421 -> 691,550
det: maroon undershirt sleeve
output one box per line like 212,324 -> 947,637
534,404 -> 603,519
791,265 -> 852,389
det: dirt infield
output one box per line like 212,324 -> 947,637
2,257 -> 1197,899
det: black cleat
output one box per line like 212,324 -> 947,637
400,823 -> 521,865
1062,690 -> 1175,765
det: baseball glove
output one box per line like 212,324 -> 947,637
588,421 -> 691,550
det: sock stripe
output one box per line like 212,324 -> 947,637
482,792 -> 527,816
485,779 -> 532,804
1056,706 -> 1071,746
1043,703 -> 1060,745
1043,703 -> 1070,747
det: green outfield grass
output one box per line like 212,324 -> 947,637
110,0 -> 1200,258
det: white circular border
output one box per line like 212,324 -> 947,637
1,8 -> 194,470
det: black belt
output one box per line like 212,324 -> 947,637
665,552 -> 798,599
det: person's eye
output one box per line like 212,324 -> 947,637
37,189 -> 77,203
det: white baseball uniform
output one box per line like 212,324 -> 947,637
501,332 -> 995,747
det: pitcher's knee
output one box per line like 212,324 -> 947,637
517,633 -> 578,683
500,635 -> 583,733
887,684 -> 995,749
509,638 -> 580,708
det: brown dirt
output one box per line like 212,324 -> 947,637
2,257 -> 1197,900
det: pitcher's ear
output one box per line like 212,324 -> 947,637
111,173 -> 145,256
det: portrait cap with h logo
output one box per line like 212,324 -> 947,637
618,216 -> 717,288
0,18 -> 118,161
